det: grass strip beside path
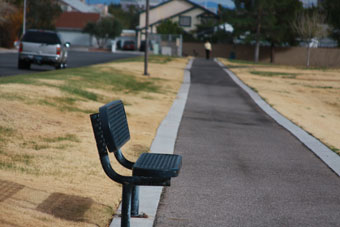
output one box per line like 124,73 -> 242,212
219,58 -> 340,155
0,56 -> 188,226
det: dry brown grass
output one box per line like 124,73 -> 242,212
0,56 -> 188,226
219,58 -> 340,154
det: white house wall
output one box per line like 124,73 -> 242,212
139,0 -> 192,28
170,8 -> 204,32
58,30 -> 95,47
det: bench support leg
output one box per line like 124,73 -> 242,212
122,184 -> 132,227
131,186 -> 139,216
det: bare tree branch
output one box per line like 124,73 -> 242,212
0,0 -> 16,24
292,11 -> 327,43
291,11 -> 327,67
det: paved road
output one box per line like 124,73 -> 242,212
0,50 -> 141,77
154,59 -> 340,227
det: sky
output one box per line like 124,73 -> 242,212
299,0 -> 318,7
191,0 -> 235,9
86,0 -> 235,9
86,0 -> 317,9
86,0 -> 120,4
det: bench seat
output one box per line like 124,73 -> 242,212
133,153 -> 182,178
90,100 -> 182,227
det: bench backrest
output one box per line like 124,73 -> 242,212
99,100 -> 130,153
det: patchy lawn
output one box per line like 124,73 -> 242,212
0,55 -> 188,226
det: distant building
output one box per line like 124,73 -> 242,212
84,0 -> 234,12
56,0 -> 102,47
138,0 -> 218,44
56,12 -> 100,47
59,0 -> 101,13
86,0 -> 166,8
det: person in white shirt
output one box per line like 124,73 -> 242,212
204,40 -> 212,60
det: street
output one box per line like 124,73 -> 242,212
0,50 -> 142,77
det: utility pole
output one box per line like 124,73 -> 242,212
143,0 -> 150,76
23,0 -> 27,35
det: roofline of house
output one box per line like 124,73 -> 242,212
139,0 -> 218,17
137,2 -> 219,31
60,0 -> 99,13
137,6 -> 197,30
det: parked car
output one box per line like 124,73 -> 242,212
18,29 -> 70,70
122,40 -> 135,50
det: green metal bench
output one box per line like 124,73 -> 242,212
90,100 -> 182,227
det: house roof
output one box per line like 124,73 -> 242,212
61,0 -> 100,13
141,0 -> 218,16
55,12 -> 100,30
191,0 -> 235,11
138,0 -> 218,30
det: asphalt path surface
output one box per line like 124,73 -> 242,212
154,59 -> 340,227
0,50 -> 141,77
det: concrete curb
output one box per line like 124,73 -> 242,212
215,59 -> 340,177
0,48 -> 17,53
110,58 -> 193,227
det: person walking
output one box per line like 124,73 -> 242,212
204,40 -> 212,60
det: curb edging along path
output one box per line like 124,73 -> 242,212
215,59 -> 340,177
110,59 -> 193,227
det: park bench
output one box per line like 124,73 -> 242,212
90,100 -> 182,227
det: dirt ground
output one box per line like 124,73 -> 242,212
0,57 -> 188,226
219,58 -> 340,154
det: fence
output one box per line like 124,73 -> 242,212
183,42 -> 340,68
149,34 -> 183,57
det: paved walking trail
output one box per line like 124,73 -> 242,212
154,58 -> 340,227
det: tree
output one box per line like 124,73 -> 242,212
83,17 -> 122,48
157,20 -> 184,34
0,1 -> 21,47
263,0 -> 303,63
156,20 -> 197,42
222,0 -> 303,63
108,4 -> 139,29
1,0 -> 63,47
291,10 -> 327,67
226,0 -> 277,62
0,0 -> 15,24
26,0 -> 61,30
322,0 -> 340,47
8,0 -> 62,30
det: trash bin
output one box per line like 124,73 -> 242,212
229,51 -> 235,60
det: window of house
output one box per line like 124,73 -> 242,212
179,16 -> 191,27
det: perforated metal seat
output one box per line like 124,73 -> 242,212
133,153 -> 182,178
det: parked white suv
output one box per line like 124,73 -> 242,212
18,29 -> 70,70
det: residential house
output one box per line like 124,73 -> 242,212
86,0 -> 166,9
59,0 -> 100,13
137,0 -> 218,45
56,12 -> 100,47
56,0 -> 102,47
